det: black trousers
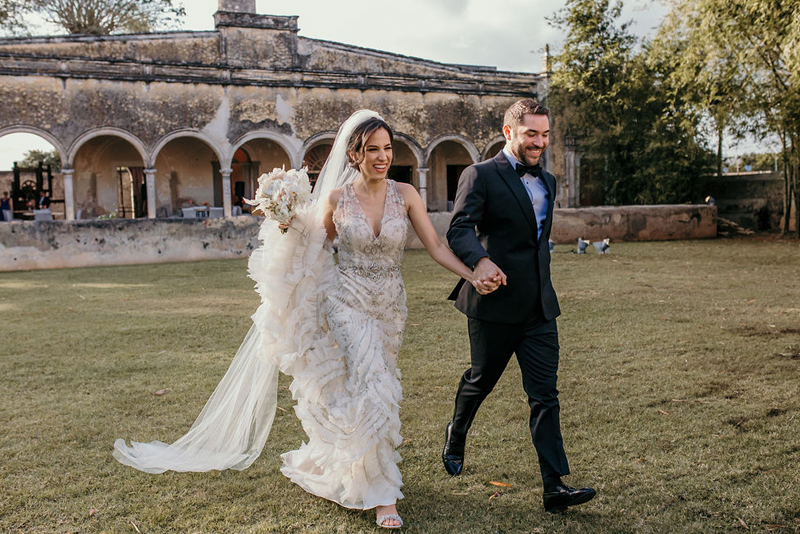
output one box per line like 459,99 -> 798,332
449,314 -> 570,483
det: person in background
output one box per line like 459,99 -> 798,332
0,191 -> 12,221
38,190 -> 50,209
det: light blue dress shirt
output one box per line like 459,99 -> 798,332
502,147 -> 548,240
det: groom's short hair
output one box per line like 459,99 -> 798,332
504,99 -> 549,129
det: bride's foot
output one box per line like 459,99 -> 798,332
376,504 -> 403,529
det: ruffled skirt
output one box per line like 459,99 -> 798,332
113,208 -> 406,509
280,262 -> 407,509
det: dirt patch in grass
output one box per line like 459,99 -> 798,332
736,325 -> 800,337
776,348 -> 800,360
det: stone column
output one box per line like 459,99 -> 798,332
417,167 -> 429,211
564,136 -> 580,208
144,168 -> 157,219
62,168 -> 75,221
221,168 -> 233,217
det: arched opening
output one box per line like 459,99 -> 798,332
389,139 -> 417,187
303,142 -> 333,191
153,136 -> 219,217
72,135 -> 145,219
484,140 -> 505,161
231,138 -> 291,213
428,141 -> 473,212
0,132 -> 63,220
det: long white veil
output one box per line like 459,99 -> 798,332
113,110 -> 382,473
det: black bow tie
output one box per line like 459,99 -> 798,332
515,163 -> 542,178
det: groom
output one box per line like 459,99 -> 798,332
443,99 -> 595,513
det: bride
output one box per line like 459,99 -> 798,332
114,110 -> 497,529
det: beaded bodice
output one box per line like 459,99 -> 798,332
333,180 -> 408,273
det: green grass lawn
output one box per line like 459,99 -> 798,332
1,238 -> 799,533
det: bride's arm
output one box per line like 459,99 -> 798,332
321,188 -> 342,242
398,183 -> 494,293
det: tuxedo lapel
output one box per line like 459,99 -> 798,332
493,152 -> 537,233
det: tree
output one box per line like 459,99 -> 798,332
658,0 -> 800,235
547,0 -> 714,205
649,18 -> 748,180
724,152 -> 781,173
1,0 -> 185,36
0,0 -> 26,34
17,148 -> 61,170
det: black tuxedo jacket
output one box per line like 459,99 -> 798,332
447,151 -> 560,324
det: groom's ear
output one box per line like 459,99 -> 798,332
502,124 -> 512,141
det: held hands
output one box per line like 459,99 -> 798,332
470,257 -> 507,295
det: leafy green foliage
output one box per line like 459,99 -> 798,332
548,0 -> 715,206
724,152 -> 782,173
1,0 -> 185,36
0,0 -> 26,34
16,148 -> 61,170
657,0 -> 800,235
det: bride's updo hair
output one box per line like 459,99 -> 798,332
346,117 -> 394,169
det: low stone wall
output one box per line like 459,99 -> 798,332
407,204 -> 717,248
0,217 -> 262,271
549,204 -> 717,243
1,204 -> 716,271
705,172 -> 784,230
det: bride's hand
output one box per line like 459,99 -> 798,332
278,216 -> 295,232
470,274 -> 499,295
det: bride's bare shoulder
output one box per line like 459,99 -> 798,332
395,182 -> 416,194
322,188 -> 344,212
396,182 -> 422,202
326,188 -> 343,203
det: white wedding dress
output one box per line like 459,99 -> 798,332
281,180 -> 408,508
114,179 -> 409,510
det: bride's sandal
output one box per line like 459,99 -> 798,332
376,513 -> 403,529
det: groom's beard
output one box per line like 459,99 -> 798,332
509,141 -> 545,167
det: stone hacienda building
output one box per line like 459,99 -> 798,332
0,0 -> 585,221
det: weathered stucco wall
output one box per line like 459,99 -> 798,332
0,77 -> 224,154
0,16 -> 537,167
549,205 -> 717,243
0,217 -> 260,271
705,172 -> 786,230
0,33 -> 220,64
0,76 -> 522,166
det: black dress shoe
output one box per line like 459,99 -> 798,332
441,422 -> 465,476
542,483 -> 596,513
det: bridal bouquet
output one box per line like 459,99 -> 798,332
245,166 -> 312,233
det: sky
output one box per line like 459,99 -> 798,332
205,0 -> 668,73
3,0 -> 761,171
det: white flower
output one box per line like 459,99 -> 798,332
244,166 -> 312,232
